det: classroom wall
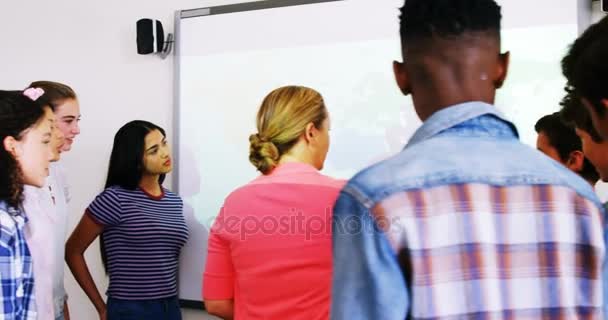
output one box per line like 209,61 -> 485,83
0,1 -> 604,319
592,0 -> 606,23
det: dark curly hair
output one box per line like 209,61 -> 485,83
399,0 -> 502,48
0,90 -> 48,209
562,16 -> 608,116
560,91 -> 603,143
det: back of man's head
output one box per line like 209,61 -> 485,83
535,112 -> 599,184
399,0 -> 501,47
395,0 -> 507,120
562,16 -> 608,117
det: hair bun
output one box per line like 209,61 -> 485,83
249,133 -> 279,174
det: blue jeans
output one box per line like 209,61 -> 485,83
107,296 -> 182,320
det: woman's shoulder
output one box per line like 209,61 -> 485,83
0,201 -> 21,241
161,188 -> 182,201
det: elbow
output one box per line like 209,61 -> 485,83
64,241 -> 81,265
204,301 -> 233,319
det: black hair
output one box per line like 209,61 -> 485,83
560,91 -> 603,143
562,16 -> 608,116
399,0 -> 502,47
104,120 -> 166,190
100,120 -> 167,271
0,90 -> 48,209
535,112 -> 599,183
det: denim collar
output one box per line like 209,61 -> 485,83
406,101 -> 519,147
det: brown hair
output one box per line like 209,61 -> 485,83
28,81 -> 76,111
249,86 -> 327,174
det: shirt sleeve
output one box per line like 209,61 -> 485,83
203,207 -> 235,300
0,218 -> 17,319
331,190 -> 409,320
23,279 -> 36,320
87,188 -> 122,226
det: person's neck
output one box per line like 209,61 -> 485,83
413,90 -> 495,122
139,174 -> 162,196
278,143 -> 317,170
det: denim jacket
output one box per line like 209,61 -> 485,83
331,102 -> 606,320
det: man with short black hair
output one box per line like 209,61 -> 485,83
331,1 -> 605,319
535,112 -> 599,185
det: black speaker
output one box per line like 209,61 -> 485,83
136,19 -> 165,54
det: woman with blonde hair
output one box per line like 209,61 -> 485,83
203,86 -> 344,320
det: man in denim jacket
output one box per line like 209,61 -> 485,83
331,0 -> 606,319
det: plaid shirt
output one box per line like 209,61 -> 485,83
331,102 -> 605,320
0,201 -> 36,320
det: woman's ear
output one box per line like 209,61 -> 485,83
303,122 -> 316,144
3,136 -> 18,158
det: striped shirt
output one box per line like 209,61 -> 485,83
87,186 -> 189,300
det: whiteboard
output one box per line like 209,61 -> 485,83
174,0 -> 579,304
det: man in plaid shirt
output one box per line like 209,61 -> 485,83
331,0 -> 605,319
0,201 -> 37,320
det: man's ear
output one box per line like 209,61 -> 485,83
393,60 -> 411,96
494,51 -> 510,89
566,150 -> 585,173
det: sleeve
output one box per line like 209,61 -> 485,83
202,207 -> 235,300
87,188 -> 122,226
0,223 -> 17,319
330,190 -> 409,320
23,278 -> 37,320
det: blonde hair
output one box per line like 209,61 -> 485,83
249,86 -> 327,174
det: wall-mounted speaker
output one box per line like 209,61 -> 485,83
136,19 -> 173,59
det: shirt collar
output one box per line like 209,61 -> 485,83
269,162 -> 319,176
406,101 -> 518,147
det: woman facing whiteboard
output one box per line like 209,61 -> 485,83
204,86 -> 345,320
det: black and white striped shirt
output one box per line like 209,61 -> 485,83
88,186 -> 189,300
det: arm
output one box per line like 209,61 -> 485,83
0,235 -> 17,318
204,300 -> 234,320
203,210 -> 235,320
331,190 -> 409,320
65,212 -> 106,318
63,300 -> 70,320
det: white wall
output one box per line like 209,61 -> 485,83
0,0 -> 605,319
592,0 -> 606,23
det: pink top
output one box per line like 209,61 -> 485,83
203,162 -> 345,320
